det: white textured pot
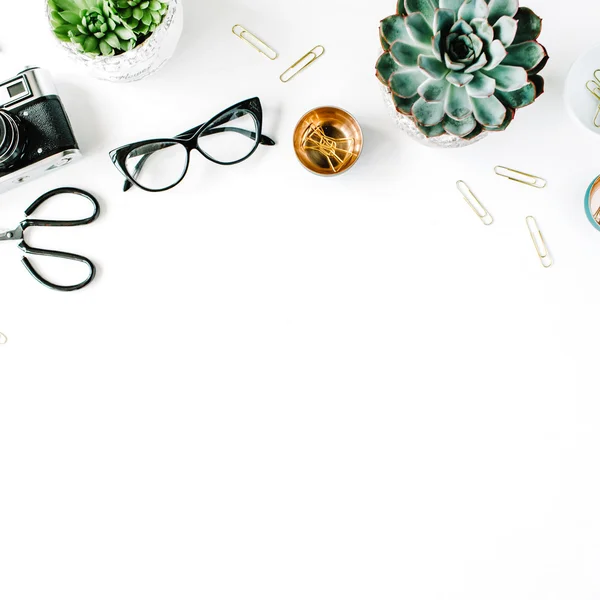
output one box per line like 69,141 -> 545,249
380,82 -> 487,149
48,0 -> 183,83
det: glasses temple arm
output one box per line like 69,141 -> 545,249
195,126 -> 276,145
124,153 -> 151,192
176,122 -> 275,145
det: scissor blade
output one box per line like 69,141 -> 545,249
0,226 -> 23,242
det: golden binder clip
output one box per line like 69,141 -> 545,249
526,216 -> 553,268
232,24 -> 278,60
456,180 -> 494,225
301,124 -> 355,174
586,70 -> 600,128
494,166 -> 547,189
280,45 -> 325,83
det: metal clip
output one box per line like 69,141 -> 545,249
0,332 -> 7,344
586,71 -> 600,99
280,45 -> 325,83
586,71 -> 600,128
526,216 -> 552,268
232,24 -> 278,60
456,180 -> 494,225
494,166 -> 547,189
302,124 -> 355,174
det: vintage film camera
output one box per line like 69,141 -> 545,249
0,67 -> 81,193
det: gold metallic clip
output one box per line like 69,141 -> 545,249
456,180 -> 493,225
526,216 -> 552,268
494,166 -> 547,189
586,70 -> 600,128
301,124 -> 355,174
232,24 -> 278,60
280,45 -> 325,83
0,332 -> 7,344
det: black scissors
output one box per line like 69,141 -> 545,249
0,187 -> 100,292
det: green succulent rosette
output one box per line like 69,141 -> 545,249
48,0 -> 138,56
376,0 -> 548,139
115,0 -> 169,37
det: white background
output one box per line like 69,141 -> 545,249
1,0 -> 600,598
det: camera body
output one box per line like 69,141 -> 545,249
0,67 -> 81,194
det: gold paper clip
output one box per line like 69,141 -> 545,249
232,24 -> 278,60
280,45 -> 325,83
494,166 -> 547,189
0,332 -> 7,344
456,180 -> 494,225
526,216 -> 553,268
301,124 -> 355,174
586,70 -> 600,128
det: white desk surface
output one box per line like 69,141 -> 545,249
2,1 -> 600,598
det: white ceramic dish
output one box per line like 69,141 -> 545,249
565,43 -> 600,135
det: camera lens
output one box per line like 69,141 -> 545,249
0,110 -> 24,169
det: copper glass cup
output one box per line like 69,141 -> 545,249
293,107 -> 363,176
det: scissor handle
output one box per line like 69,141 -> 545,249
18,187 -> 100,292
18,241 -> 96,292
21,187 -> 100,229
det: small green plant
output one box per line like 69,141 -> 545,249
49,0 -> 169,57
116,0 -> 169,37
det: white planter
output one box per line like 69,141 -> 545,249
48,0 -> 183,83
380,82 -> 487,149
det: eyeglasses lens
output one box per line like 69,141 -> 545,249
197,110 -> 259,164
125,141 -> 188,191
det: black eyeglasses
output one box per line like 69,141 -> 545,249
109,97 -> 275,193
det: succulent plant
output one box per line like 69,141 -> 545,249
49,0 -> 137,55
49,0 -> 169,57
115,0 -> 169,37
376,0 -> 548,139
48,0 -> 80,42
